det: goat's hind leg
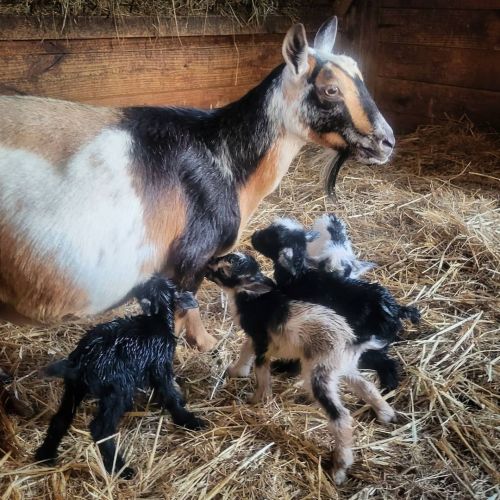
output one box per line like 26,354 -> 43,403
35,381 -> 86,464
89,392 -> 134,479
358,349 -> 400,393
152,370 -> 206,430
311,366 -> 354,485
346,371 -> 396,424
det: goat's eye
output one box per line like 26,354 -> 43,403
324,86 -> 339,98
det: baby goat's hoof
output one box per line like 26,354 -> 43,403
187,332 -> 217,352
182,415 -> 207,431
120,466 -> 135,480
376,405 -> 397,424
34,447 -> 57,465
226,364 -> 251,378
333,468 -> 347,485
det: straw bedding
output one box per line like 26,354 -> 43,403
0,120 -> 499,499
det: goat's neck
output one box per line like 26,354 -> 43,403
216,65 -> 305,186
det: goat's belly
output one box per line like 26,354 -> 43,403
0,130 -> 155,322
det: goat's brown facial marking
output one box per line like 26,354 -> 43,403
0,223 -> 89,322
281,17 -> 395,166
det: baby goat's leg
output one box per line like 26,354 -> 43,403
311,366 -> 354,485
35,381 -> 86,464
345,371 -> 396,424
358,350 -> 399,393
227,337 -> 255,378
152,370 -> 205,430
89,393 -> 134,479
249,355 -> 272,404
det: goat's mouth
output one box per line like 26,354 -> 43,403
354,144 -> 392,166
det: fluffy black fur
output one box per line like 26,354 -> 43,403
35,276 -> 205,479
252,221 -> 420,392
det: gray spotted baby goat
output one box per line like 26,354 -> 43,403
206,253 -> 396,484
306,213 -> 375,278
35,276 -> 205,479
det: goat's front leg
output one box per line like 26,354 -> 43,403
180,308 -> 217,352
345,371 -> 396,424
248,355 -> 272,404
227,337 -> 255,378
311,366 -> 354,485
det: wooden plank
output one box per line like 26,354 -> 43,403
378,43 -> 500,92
375,77 -> 500,128
0,13 -> 328,41
379,8 -> 500,49
380,0 -> 500,9
0,35 -> 283,105
380,109 -> 432,134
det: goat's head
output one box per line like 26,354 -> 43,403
251,218 -> 319,277
135,275 -> 198,316
205,253 -> 274,295
278,17 -> 394,170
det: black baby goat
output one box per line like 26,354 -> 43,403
252,217 -> 420,392
35,276 -> 205,479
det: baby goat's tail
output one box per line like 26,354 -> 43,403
399,306 -> 421,325
40,359 -> 70,378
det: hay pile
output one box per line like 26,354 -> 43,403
0,0 -> 299,24
1,120 -> 499,499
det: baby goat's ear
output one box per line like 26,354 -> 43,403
351,260 -> 376,278
139,298 -> 153,316
175,291 -> 198,311
305,230 -> 320,242
278,247 -> 297,275
240,279 -> 274,295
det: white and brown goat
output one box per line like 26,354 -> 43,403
0,17 -> 394,354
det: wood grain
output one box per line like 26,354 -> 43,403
378,43 -> 500,92
379,8 -> 500,49
375,77 -> 500,129
0,35 -> 283,107
380,0 -> 500,10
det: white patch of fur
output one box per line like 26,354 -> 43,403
0,129 -> 154,313
274,217 -> 304,232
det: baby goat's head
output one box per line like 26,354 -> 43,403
206,253 -> 274,295
251,218 -> 319,277
307,213 -> 375,278
135,275 -> 198,316
279,17 -> 394,169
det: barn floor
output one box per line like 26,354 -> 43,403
1,121 -> 499,499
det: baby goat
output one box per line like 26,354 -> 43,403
306,213 -> 375,278
252,218 -> 420,392
35,276 -> 205,479
206,252 -> 396,484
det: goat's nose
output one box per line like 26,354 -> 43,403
375,120 -> 395,153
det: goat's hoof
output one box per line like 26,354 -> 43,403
226,364 -> 250,378
188,332 -> 217,352
333,468 -> 347,485
183,415 -> 207,431
377,406 -> 397,424
34,448 -> 57,465
120,467 -> 135,480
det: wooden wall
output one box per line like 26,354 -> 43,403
344,0 -> 500,133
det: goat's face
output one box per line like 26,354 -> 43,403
279,17 -> 395,166
205,253 -> 273,294
251,219 -> 319,276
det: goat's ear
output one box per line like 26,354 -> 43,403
305,230 -> 320,242
278,247 -> 297,275
139,298 -> 153,316
282,23 -> 309,77
240,279 -> 274,295
351,260 -> 376,278
175,291 -> 198,311
314,16 -> 338,53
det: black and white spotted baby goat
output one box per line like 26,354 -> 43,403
35,276 -> 205,479
206,252 -> 397,483
306,213 -> 375,278
252,218 -> 420,392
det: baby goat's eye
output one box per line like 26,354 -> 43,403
324,86 -> 339,98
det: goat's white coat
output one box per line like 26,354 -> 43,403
0,129 -> 154,312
